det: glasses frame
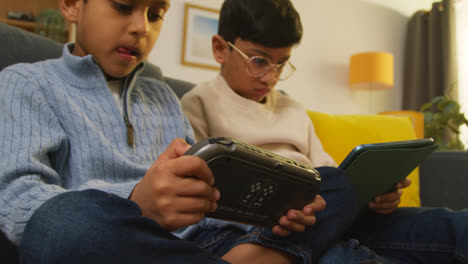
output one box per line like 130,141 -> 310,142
227,41 -> 296,81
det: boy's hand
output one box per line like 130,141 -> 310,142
130,138 -> 220,231
272,194 -> 326,237
369,178 -> 411,215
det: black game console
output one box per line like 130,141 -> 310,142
185,137 -> 321,227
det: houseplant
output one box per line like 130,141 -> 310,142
34,8 -> 67,43
420,91 -> 468,150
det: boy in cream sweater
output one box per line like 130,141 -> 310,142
182,0 -> 468,263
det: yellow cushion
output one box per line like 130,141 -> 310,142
379,110 -> 425,139
307,111 -> 421,207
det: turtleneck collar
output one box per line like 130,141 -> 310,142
54,43 -> 145,90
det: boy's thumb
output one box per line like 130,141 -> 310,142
158,138 -> 191,161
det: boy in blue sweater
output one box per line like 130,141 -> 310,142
0,0 -> 360,263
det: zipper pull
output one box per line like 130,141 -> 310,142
124,116 -> 134,146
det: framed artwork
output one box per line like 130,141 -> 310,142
181,3 -> 220,70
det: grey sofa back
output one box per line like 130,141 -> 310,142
0,22 -> 195,98
0,22 -> 63,70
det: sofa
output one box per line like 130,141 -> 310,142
1,22 -> 467,263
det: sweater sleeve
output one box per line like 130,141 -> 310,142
181,89 -> 209,142
0,69 -> 137,245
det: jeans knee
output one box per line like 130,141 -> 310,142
316,167 -> 358,221
318,167 -> 357,204
23,190 -> 114,235
19,190 -> 139,263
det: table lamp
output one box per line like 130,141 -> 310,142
349,52 -> 394,112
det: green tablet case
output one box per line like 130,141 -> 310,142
338,139 -> 438,217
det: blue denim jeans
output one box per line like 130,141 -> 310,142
319,207 -> 468,264
20,166 -> 468,264
19,167 -> 357,264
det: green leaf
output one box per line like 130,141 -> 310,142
420,102 -> 433,111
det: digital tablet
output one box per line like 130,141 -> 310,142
185,137 -> 321,227
338,138 -> 438,216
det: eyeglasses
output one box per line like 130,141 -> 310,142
227,42 -> 296,81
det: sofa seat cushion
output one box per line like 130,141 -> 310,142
307,111 -> 420,207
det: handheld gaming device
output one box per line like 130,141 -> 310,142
185,137 -> 321,227
338,138 -> 437,217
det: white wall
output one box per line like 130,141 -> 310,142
363,0 -> 434,17
148,0 -> 435,114
150,0 -> 223,83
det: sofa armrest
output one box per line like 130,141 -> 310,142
0,229 -> 18,264
419,150 -> 468,209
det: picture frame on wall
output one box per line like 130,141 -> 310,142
181,3 -> 220,70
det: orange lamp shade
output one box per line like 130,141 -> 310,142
349,52 -> 394,90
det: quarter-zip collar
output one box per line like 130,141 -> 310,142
122,63 -> 144,146
56,43 -> 146,147
55,44 -> 106,89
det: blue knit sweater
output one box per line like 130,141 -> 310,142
0,45 -> 195,245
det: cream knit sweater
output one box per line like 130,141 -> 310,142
181,75 -> 336,168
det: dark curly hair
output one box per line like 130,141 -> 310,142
218,0 -> 303,48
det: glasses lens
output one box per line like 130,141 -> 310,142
278,62 -> 295,80
245,54 -> 295,81
247,56 -> 271,77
